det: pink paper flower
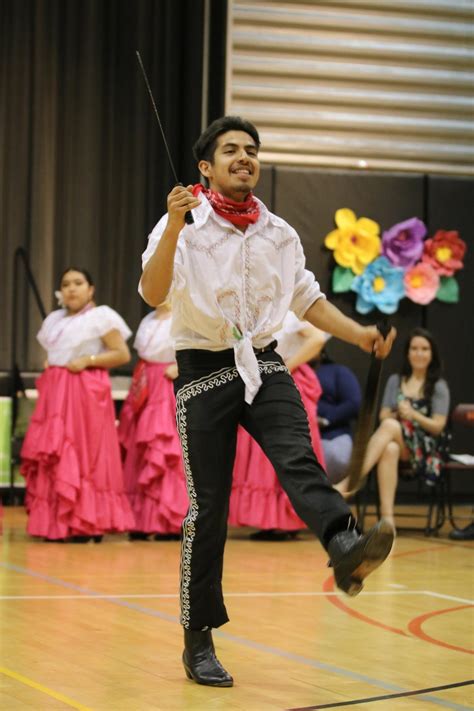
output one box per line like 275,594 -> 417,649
404,263 -> 440,304
422,230 -> 466,276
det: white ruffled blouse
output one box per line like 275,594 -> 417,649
37,305 -> 132,365
134,312 -> 175,363
139,193 -> 324,403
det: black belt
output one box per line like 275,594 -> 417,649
253,339 -> 277,354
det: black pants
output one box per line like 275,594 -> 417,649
175,347 -> 353,630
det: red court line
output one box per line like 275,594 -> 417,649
408,604 -> 474,655
322,576 -> 409,637
321,543 -> 457,640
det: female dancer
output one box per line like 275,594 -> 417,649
360,327 -> 449,528
118,302 -> 188,540
229,312 -> 327,538
21,267 -> 135,541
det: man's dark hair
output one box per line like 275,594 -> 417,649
193,116 -> 260,163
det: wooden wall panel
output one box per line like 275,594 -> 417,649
229,0 -> 474,175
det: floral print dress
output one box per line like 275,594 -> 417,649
397,392 -> 446,485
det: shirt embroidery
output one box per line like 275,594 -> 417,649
184,233 -> 229,256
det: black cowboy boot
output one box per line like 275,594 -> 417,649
182,629 -> 233,687
328,519 -> 395,596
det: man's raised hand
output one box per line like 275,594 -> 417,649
167,185 -> 200,229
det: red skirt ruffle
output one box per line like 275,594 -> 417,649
20,367 -> 135,539
118,361 -> 188,534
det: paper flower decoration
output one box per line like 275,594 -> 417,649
324,208 -> 381,275
351,257 -> 405,314
382,217 -> 426,269
404,263 -> 440,305
422,230 -> 466,276
437,276 -> 460,303
325,208 -> 465,313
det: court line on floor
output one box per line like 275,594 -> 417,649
408,604 -> 474,655
0,665 -> 93,711
323,574 -> 474,652
212,630 -> 471,711
425,591 -> 474,604
0,561 -> 469,710
323,575 -> 408,637
0,590 -> 472,602
321,542 -> 473,643
286,679 -> 474,710
0,561 -> 175,621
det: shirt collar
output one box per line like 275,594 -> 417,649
191,193 -> 213,229
190,193 -> 284,232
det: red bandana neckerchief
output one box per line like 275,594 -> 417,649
192,183 -> 260,227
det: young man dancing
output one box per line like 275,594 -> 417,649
140,116 -> 396,688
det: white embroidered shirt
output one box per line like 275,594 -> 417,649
139,194 -> 324,403
38,305 -> 132,365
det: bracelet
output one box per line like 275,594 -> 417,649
89,354 -> 97,365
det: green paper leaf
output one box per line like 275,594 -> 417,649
332,266 -> 355,293
436,276 -> 459,303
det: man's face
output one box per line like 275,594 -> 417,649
198,130 -> 260,202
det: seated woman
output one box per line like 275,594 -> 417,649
359,327 -> 449,530
315,350 -> 362,489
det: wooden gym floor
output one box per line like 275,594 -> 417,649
0,506 -> 473,711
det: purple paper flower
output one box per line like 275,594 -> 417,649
382,217 -> 427,269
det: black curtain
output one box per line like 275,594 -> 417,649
1,0 -> 227,372
425,176 -> 474,453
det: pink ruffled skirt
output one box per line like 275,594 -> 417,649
20,367 -> 135,539
118,361 -> 188,534
229,364 -> 326,531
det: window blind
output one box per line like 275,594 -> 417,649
227,0 -> 474,174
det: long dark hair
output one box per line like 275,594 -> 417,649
59,267 -> 94,287
400,327 -> 442,401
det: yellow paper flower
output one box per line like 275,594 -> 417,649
325,208 -> 381,275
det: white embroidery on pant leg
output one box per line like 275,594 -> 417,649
176,365 -> 240,629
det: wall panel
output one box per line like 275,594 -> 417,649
253,165 -> 275,209
229,0 -> 474,175
425,176 -> 474,453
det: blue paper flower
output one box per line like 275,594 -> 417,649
351,257 -> 405,314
